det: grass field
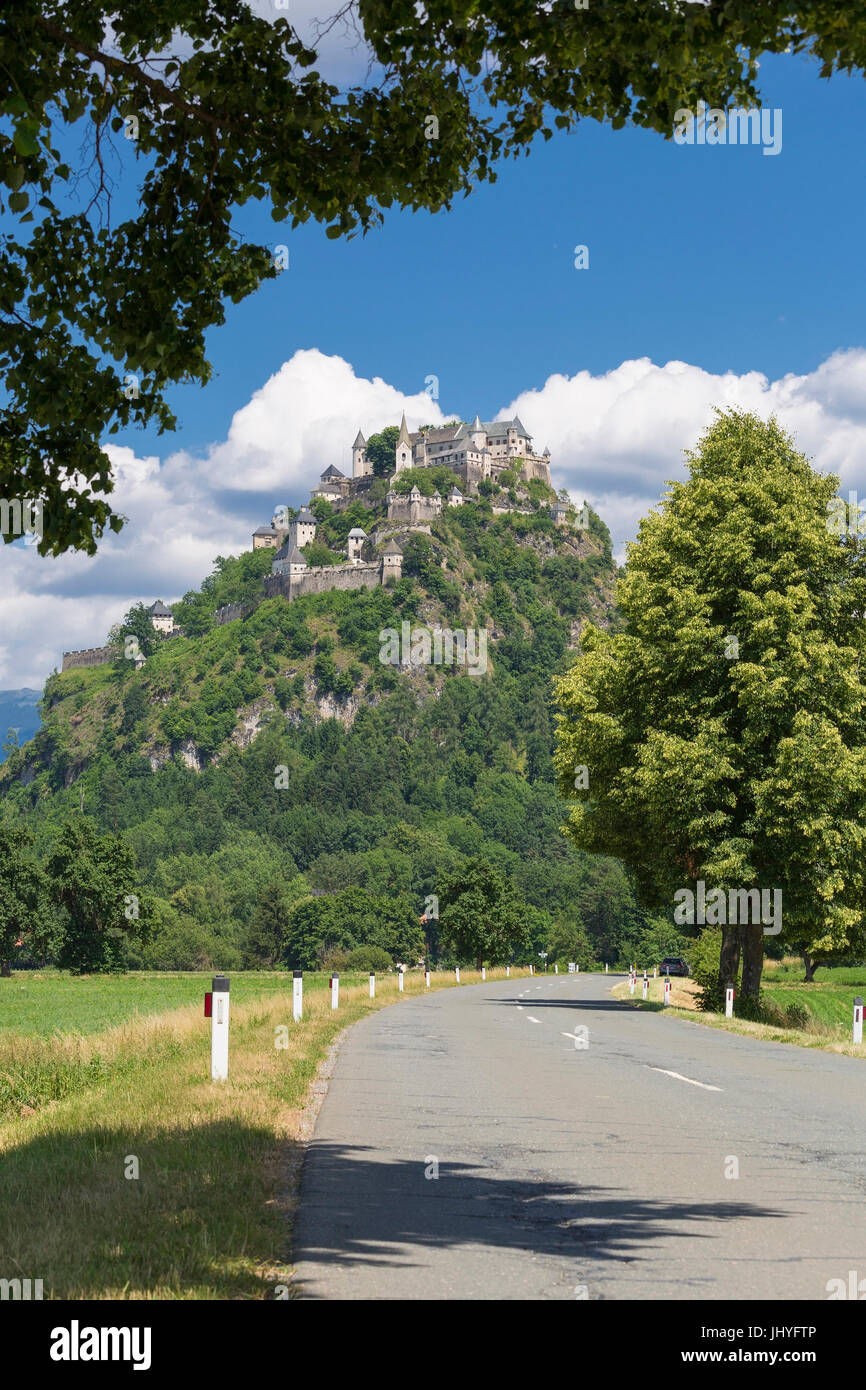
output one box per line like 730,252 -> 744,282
0,965 -> 524,1299
613,960 -> 866,1054
0,969 -> 370,1037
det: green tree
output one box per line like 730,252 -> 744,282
365,427 -> 400,478
109,602 -> 161,661
438,857 -> 530,969
0,824 -> 52,975
4,5 -> 863,553
46,818 -> 150,972
555,410 -> 866,1000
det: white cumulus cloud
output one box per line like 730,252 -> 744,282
3,346 -> 866,690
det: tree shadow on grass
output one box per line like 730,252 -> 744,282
0,1118 -> 297,1299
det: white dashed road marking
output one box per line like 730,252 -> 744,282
648,1067 -> 722,1092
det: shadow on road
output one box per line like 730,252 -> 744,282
292,1142 -> 789,1296
485,996 -> 639,1012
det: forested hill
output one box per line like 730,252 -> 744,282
0,497 -> 678,972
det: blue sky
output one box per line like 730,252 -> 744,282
126,49 -> 866,459
3,34 -> 866,689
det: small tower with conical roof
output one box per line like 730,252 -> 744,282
395,413 -> 413,474
352,429 -> 369,479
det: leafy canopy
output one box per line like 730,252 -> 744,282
554,410 -> 866,969
3,3 -> 865,552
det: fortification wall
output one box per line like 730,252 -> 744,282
263,561 -> 386,603
213,602 -> 253,626
61,646 -> 117,671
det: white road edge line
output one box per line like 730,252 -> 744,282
526,1015 -> 541,1023
648,1066 -> 723,1092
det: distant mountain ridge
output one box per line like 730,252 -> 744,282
0,688 -> 41,762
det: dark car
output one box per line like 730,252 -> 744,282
659,956 -> 690,977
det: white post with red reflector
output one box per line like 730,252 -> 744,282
330,974 -> 339,1010
292,970 -> 303,1023
455,967 -> 460,983
663,977 -> 671,1007
854,996 -> 863,1045
210,974 -> 230,1081
725,984 -> 735,1019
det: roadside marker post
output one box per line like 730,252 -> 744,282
629,974 -> 635,996
210,974 -> 230,1081
530,964 -> 534,976
455,967 -> 460,983
330,974 -> 339,1010
725,984 -> 735,1019
576,964 -> 580,975
642,978 -> 648,1000
663,978 -> 671,1007
369,972 -> 375,998
604,963 -> 608,974
398,967 -> 404,992
506,965 -> 510,978
292,970 -> 303,1023
482,967 -> 486,980
653,967 -> 657,978
854,996 -> 863,1045
554,964 -> 558,974
425,969 -> 430,988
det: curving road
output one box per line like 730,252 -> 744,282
291,973 -> 866,1300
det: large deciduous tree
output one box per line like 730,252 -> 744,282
3,3 -> 866,553
46,817 -> 151,972
438,857 -> 530,969
0,823 -> 52,975
554,410 -> 866,1001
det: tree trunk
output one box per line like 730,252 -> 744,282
718,925 -> 742,995
0,959 -> 11,978
740,924 -> 764,998
476,955 -> 483,972
802,952 -> 820,983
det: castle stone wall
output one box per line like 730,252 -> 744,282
214,602 -> 253,626
61,646 -> 117,672
263,561 -> 390,603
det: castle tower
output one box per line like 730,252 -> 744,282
469,413 -> 486,451
381,539 -> 403,583
352,429 -> 370,478
395,413 -> 413,474
346,527 -> 367,563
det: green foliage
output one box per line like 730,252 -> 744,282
366,426 -> 400,477
345,945 -> 394,972
46,818 -> 151,973
438,857 -> 531,967
555,410 -> 866,997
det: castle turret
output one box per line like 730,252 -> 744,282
381,538 -> 403,583
395,413 -> 413,474
352,429 -> 370,479
347,526 -> 367,563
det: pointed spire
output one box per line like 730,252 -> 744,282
353,429 -> 366,448
397,412 -> 412,446
471,413 -> 483,432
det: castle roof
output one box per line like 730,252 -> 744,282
289,546 -> 307,566
296,507 -> 315,522
347,527 -> 367,538
253,525 -> 277,537
382,539 -> 403,555
397,412 -> 412,447
148,601 -> 172,616
543,445 -> 551,456
320,465 -> 345,480
470,413 -> 483,432
449,485 -> 462,495
353,429 -> 366,448
418,415 -> 533,447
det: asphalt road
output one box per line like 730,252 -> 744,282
291,973 -> 866,1299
